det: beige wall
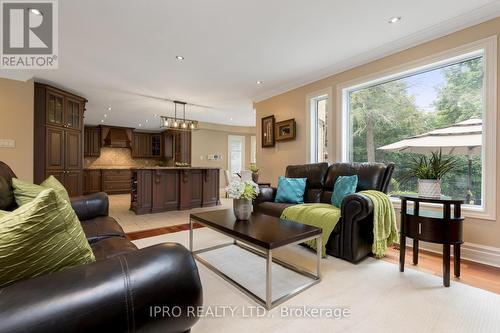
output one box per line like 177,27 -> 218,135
191,123 -> 256,187
255,17 -> 500,249
0,78 -> 34,181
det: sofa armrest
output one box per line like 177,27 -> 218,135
71,192 -> 109,221
0,243 -> 203,333
341,193 -> 373,222
254,186 -> 277,205
339,193 -> 375,262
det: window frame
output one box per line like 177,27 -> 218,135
227,135 -> 246,175
336,36 -> 497,220
306,87 -> 332,163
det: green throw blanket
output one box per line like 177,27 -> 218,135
280,191 -> 398,258
359,190 -> 399,258
281,204 -> 341,257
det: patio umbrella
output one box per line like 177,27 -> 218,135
378,118 -> 482,203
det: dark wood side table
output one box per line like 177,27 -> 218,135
399,194 -> 464,287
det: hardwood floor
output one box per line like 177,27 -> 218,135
127,224 -> 500,295
383,245 -> 500,295
126,222 -> 204,240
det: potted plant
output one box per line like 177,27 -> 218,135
225,180 -> 260,220
402,151 -> 457,198
249,163 -> 260,183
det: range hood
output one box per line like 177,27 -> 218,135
102,126 -> 132,148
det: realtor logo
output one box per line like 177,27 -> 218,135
1,0 -> 58,68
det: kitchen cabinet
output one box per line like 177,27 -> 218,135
101,169 -> 132,194
84,169 -> 102,194
84,126 -> 101,157
161,130 -> 191,164
132,132 -> 162,158
131,168 -> 219,214
35,83 -> 87,196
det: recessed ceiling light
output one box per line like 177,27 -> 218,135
256,81 -> 263,85
103,114 -> 107,118
176,56 -> 185,61
107,107 -> 112,111
230,117 -> 233,121
388,16 -> 401,24
100,119 -> 105,123
29,8 -> 42,16
145,119 -> 149,123
138,124 -> 142,127
153,114 -> 158,117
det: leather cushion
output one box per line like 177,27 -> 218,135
324,162 -> 389,192
0,177 -> 14,211
304,189 -> 322,203
81,216 -> 126,244
285,162 -> 328,189
90,237 -> 138,261
0,161 -> 16,211
256,202 -> 295,218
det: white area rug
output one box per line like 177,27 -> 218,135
133,228 -> 500,333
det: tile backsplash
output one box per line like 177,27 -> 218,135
85,147 -> 160,168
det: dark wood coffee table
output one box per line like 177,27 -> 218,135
189,210 -> 322,310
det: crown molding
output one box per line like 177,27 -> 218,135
253,2 -> 500,103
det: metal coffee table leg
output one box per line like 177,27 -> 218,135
266,249 -> 272,309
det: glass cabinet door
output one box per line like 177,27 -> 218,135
47,92 -> 64,126
65,99 -> 82,130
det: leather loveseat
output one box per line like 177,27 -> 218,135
0,161 -> 202,333
254,162 -> 394,263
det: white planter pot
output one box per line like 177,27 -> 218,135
233,198 -> 252,220
418,179 -> 441,198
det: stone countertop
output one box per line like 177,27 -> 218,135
84,166 -> 133,170
131,166 -> 221,170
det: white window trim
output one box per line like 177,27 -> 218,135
306,87 -> 333,163
336,36 -> 497,220
227,135 -> 246,175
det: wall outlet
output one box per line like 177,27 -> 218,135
0,139 -> 15,148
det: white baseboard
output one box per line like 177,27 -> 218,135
403,238 -> 500,268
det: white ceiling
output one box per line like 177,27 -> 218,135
2,0 -> 500,129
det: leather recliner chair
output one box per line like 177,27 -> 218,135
254,162 -> 395,263
0,161 -> 202,333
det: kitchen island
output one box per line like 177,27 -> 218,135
130,167 -> 221,214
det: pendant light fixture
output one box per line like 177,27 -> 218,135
160,101 -> 199,131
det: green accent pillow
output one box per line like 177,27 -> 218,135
332,175 -> 358,208
0,188 -> 95,288
12,175 -> 70,206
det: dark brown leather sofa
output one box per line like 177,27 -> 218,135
0,161 -> 202,333
254,162 -> 394,263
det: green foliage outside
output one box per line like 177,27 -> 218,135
349,57 -> 483,204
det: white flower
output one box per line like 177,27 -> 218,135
225,180 -> 260,200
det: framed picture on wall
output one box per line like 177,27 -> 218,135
275,118 -> 296,141
261,115 -> 275,147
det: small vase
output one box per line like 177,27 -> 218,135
252,173 -> 259,183
233,198 -> 252,220
418,179 -> 441,198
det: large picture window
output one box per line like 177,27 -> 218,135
340,39 -> 497,218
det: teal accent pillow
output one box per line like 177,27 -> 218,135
275,176 -> 307,204
332,175 -> 358,208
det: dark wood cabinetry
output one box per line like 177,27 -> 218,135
101,169 -> 132,194
161,130 -> 191,164
152,169 -> 179,213
84,169 -> 102,194
84,126 -> 101,157
131,168 -> 219,214
132,132 -> 162,158
35,83 -> 87,197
